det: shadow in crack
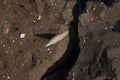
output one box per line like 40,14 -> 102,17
112,20 -> 120,32
41,0 -> 118,80
41,0 -> 86,80
77,0 -> 117,8
101,0 -> 117,7
34,33 -> 56,39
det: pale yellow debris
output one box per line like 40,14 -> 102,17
20,33 -> 26,38
38,15 -> 42,20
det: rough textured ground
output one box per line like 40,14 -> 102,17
0,0 -> 120,80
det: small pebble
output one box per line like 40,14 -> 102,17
7,76 -> 10,79
49,51 -> 52,53
3,1 -> 7,4
12,40 -> 15,43
54,3 -> 56,6
3,45 -> 5,47
67,4 -> 70,6
104,27 -> 108,30
5,51 -> 8,53
18,41 -> 23,46
33,20 -> 36,23
8,47 -> 11,49
37,15 -> 42,20
47,48 -> 50,51
92,7 -> 96,11
2,75 -> 5,78
3,26 -> 9,33
20,33 -> 26,38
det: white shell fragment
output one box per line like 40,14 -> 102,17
45,30 -> 69,47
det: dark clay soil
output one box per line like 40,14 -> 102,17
0,0 -> 120,80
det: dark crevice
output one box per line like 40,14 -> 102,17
19,4 -> 29,13
88,48 -> 117,79
31,54 -> 37,68
29,0 -> 35,3
41,0 -> 118,80
19,4 -> 24,8
105,79 -> 112,80
99,48 -> 108,67
101,0 -> 117,7
112,20 -> 120,32
19,50 -> 23,53
15,27 -> 19,31
99,48 -> 116,79
78,0 -> 117,9
34,33 -> 56,39
41,0 -> 83,80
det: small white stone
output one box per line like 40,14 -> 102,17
20,33 -> 26,38
101,2 -> 104,5
33,20 -> 36,23
104,27 -> 108,30
4,20 -> 8,23
5,51 -> 8,53
67,4 -> 70,6
49,51 -> 52,53
7,76 -> 10,79
3,45 -> 5,47
37,15 -> 42,20
68,9 -> 72,12
47,48 -> 50,51
12,40 -> 15,43
8,4 -> 11,7
92,7 -> 96,11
